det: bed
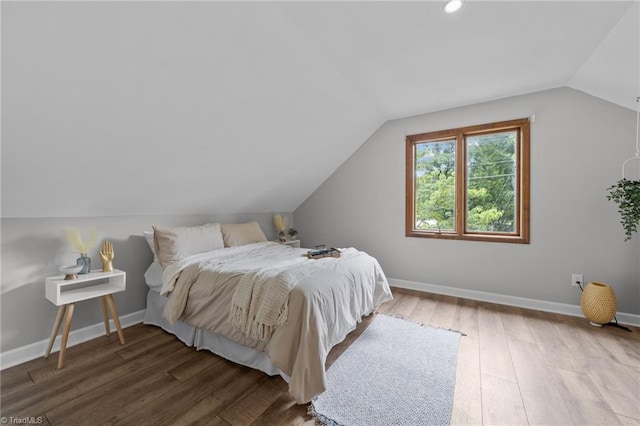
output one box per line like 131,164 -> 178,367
142,222 -> 393,403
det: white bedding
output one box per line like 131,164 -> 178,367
159,241 -> 393,403
144,261 -> 163,292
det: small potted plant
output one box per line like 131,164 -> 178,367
287,228 -> 298,240
607,178 -> 640,241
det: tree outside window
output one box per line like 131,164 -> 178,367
406,118 -> 530,243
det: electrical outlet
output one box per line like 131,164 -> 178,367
571,273 -> 583,287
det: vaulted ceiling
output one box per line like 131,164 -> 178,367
2,1 -> 638,218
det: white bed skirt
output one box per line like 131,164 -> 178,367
144,290 -> 286,378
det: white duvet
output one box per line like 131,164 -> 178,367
160,242 -> 393,403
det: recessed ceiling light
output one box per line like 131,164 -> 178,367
444,0 -> 463,14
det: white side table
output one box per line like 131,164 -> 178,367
44,269 -> 126,368
276,239 -> 300,248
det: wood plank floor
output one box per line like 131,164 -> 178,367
2,288 -> 639,425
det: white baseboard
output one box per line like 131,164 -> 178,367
388,278 -> 640,328
0,309 -> 146,370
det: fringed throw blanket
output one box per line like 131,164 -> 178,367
229,265 -> 299,341
229,249 -> 360,341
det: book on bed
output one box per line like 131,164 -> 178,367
306,247 -> 341,259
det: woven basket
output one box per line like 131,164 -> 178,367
581,282 -> 617,326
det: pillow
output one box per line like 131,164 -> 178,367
143,231 -> 158,262
152,223 -> 225,267
220,221 -> 268,247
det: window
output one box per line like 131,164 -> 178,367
406,118 -> 530,243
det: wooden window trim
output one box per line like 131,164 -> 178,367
406,118 -> 530,244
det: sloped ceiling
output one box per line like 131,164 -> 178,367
1,1 -> 638,218
568,1 -> 639,111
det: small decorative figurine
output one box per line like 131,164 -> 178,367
100,241 -> 114,272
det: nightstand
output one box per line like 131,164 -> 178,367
44,269 -> 126,368
280,239 -> 300,248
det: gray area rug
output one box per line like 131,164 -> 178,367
310,314 -> 461,426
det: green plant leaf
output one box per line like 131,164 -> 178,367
607,179 -> 640,241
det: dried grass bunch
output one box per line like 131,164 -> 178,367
66,228 -> 98,254
273,214 -> 288,232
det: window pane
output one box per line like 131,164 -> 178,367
415,140 -> 456,232
466,130 -> 517,233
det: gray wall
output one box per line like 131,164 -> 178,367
1,212 -> 291,352
295,87 -> 640,314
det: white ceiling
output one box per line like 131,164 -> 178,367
2,1 -> 638,218
280,1 -> 638,117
